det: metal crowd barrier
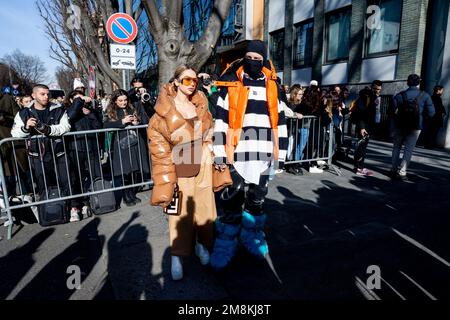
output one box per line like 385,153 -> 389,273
284,115 -> 341,175
1,117 -> 341,240
0,125 -> 153,240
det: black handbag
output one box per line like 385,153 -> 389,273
119,130 -> 139,150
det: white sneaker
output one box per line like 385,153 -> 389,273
171,256 -> 183,280
3,216 -> 16,227
317,160 -> 327,166
309,166 -> 324,173
195,243 -> 210,265
70,208 -> 81,222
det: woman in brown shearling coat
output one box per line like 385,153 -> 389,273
147,66 -> 216,281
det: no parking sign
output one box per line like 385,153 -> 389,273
106,13 -> 138,44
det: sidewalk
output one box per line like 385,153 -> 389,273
1,140 -> 450,300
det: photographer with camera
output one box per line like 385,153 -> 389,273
11,84 -> 80,222
349,80 -> 383,176
128,77 -> 156,118
64,90 -> 103,219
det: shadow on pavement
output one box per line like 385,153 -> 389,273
0,228 -> 55,299
211,158 -> 450,300
104,211 -> 162,300
13,219 -> 104,300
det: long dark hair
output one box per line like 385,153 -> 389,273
63,90 -> 81,108
302,87 -> 322,115
106,89 -> 139,121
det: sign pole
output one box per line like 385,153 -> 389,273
122,70 -> 127,90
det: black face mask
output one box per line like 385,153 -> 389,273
243,58 -> 263,79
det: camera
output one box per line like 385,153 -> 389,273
33,118 -> 50,135
135,87 -> 152,103
140,92 -> 151,103
81,100 -> 100,112
35,120 -> 46,132
28,109 -> 50,135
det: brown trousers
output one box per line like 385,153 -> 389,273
169,144 -> 217,256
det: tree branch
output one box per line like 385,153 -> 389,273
190,0 -> 232,64
165,0 -> 182,24
142,0 -> 164,42
125,0 -> 133,16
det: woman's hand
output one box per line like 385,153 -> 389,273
122,115 -> 135,125
295,113 -> 303,119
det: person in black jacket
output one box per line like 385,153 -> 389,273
64,90 -> 103,217
349,80 -> 383,176
10,84 -> 80,222
103,89 -> 149,207
128,78 -> 156,118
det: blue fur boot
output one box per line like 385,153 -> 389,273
210,220 -> 241,270
240,210 -> 268,259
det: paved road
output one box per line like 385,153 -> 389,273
1,140 -> 449,300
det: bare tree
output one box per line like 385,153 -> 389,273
141,0 -> 233,86
38,0 -> 233,90
36,0 -> 122,92
55,66 -> 77,95
0,63 -> 19,89
2,50 -> 48,85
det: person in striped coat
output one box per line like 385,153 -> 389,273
211,40 -> 288,269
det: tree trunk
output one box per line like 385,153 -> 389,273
143,0 -> 233,88
155,23 -> 193,87
157,53 -> 184,88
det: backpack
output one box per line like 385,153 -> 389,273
396,91 -> 424,131
89,178 -> 116,215
38,187 -> 69,226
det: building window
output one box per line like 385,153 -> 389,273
325,7 -> 351,63
270,29 -> 284,71
365,0 -> 402,56
294,20 -> 314,68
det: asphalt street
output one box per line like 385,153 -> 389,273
1,140 -> 449,300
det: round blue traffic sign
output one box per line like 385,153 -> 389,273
106,13 -> 138,44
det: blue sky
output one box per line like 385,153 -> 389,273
0,0 -> 58,83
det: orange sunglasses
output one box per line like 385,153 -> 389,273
179,77 -> 198,86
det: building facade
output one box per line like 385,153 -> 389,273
265,0 -> 450,147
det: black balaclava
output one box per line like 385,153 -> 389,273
244,40 -> 267,80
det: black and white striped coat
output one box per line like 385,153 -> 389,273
213,72 -> 288,184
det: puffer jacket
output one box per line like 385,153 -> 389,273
147,83 -> 213,207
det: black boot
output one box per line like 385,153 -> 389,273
123,189 -> 136,206
131,188 -> 142,203
131,172 -> 142,203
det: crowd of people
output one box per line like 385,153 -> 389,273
1,78 -> 155,223
0,39 -> 445,281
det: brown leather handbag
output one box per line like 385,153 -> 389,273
174,139 -> 202,178
212,165 -> 233,192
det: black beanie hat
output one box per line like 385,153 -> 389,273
246,40 -> 267,61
